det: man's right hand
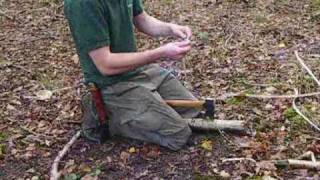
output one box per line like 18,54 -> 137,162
159,40 -> 191,60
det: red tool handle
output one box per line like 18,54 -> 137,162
89,83 -> 107,124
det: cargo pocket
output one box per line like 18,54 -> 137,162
105,96 -> 149,125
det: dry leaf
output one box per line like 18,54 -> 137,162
129,147 -> 136,153
120,151 -> 130,163
278,43 -> 286,48
72,54 -> 79,64
79,163 -> 92,173
35,90 -> 53,100
219,170 -> 230,178
201,139 -> 213,151
81,174 -> 98,180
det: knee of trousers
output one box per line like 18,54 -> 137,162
164,125 -> 192,151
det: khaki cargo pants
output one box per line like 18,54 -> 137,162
85,64 -> 199,150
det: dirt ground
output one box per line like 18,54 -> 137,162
1,0 -> 320,179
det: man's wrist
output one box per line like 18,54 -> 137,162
166,23 -> 174,36
145,47 -> 165,63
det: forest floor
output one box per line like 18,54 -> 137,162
1,0 -> 320,179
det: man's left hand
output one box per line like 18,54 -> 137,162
169,24 -> 192,40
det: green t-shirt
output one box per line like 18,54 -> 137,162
64,0 -> 144,88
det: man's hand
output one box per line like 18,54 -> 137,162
158,40 -> 191,60
169,24 -> 192,40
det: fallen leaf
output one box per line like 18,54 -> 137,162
79,163 -> 92,173
219,170 -> 230,178
278,42 -> 286,48
6,104 -> 16,111
35,90 -> 53,100
262,175 -> 277,180
201,139 -> 213,151
31,176 -> 40,180
81,174 -> 98,180
129,147 -> 136,153
120,151 -> 130,163
72,54 -> 79,64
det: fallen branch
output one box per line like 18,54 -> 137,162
222,157 -> 257,163
293,51 -> 320,132
297,151 -> 316,162
294,51 -> 320,86
292,89 -> 320,132
216,91 -> 320,100
50,131 -> 81,180
274,159 -> 320,169
186,119 -> 246,132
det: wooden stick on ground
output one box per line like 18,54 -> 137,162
186,119 -> 246,132
216,91 -> 320,100
294,51 -> 320,86
222,157 -> 257,163
293,51 -> 320,132
50,131 -> 81,180
292,89 -> 320,132
274,151 -> 320,170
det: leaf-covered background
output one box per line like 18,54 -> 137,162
1,0 -> 320,179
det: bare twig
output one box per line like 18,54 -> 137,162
297,151 -> 316,162
294,51 -> 320,86
216,91 -> 320,100
50,131 -> 81,180
274,159 -> 320,169
222,157 -> 257,163
292,51 -> 320,131
292,89 -> 320,132
223,33 -> 234,50
217,128 -> 238,147
274,151 -> 320,169
52,84 -> 82,94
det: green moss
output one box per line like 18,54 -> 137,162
0,57 -> 7,65
226,96 -> 245,105
64,173 -> 81,180
37,73 -> 63,91
245,176 -> 263,180
255,14 -> 268,25
198,32 -> 210,42
162,0 -> 174,5
283,107 -> 307,127
0,144 -> 5,156
0,133 -> 7,156
0,132 -> 6,142
311,0 -> 320,22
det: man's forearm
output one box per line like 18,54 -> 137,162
134,12 -> 172,37
90,47 -> 164,75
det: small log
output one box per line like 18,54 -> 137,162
274,159 -> 320,169
186,118 -> 246,132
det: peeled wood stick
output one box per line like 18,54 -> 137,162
294,51 -> 320,86
186,119 -> 246,132
50,131 -> 81,180
274,159 -> 320,169
292,89 -> 320,132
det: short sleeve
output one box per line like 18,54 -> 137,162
133,0 -> 144,16
64,0 -> 110,53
